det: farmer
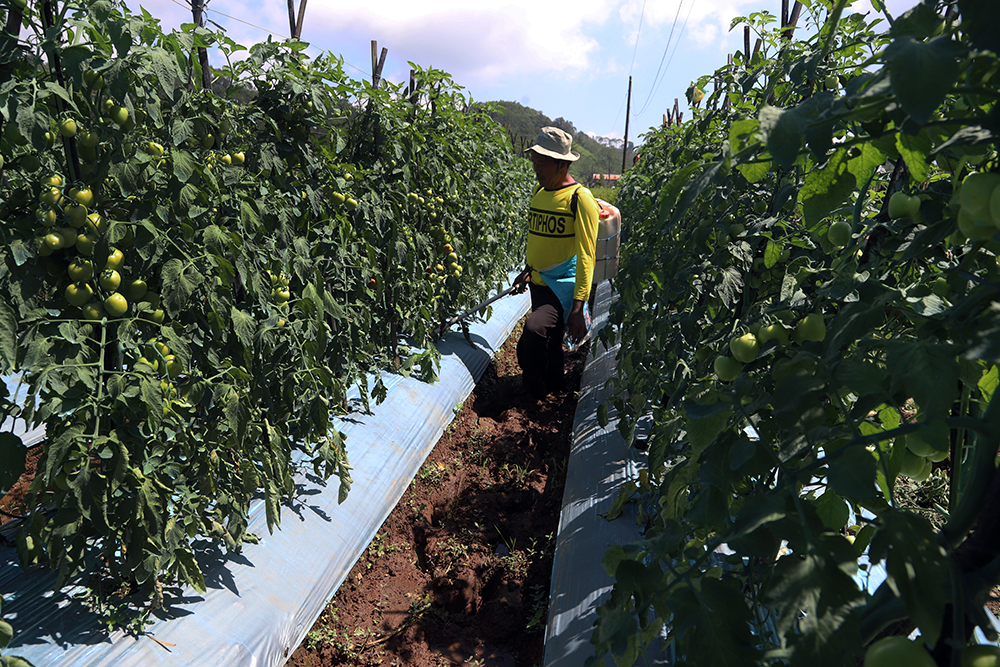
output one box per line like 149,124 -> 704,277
512,126 -> 600,399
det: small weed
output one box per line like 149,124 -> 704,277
500,460 -> 534,488
408,499 -> 427,522
364,532 -> 404,568
499,550 -> 530,579
525,584 -> 549,631
418,461 -> 448,487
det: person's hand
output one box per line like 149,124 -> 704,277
512,267 -> 531,294
567,301 -> 588,341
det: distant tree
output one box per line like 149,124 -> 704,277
552,117 -> 576,135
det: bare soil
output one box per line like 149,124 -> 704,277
1,441 -> 40,525
286,322 -> 586,667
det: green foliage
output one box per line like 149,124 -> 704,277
594,0 -> 1000,664
0,0 -> 530,624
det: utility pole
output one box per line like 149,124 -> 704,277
621,76 -> 632,173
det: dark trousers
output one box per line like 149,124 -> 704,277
517,283 -> 565,398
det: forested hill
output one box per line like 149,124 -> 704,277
485,100 -> 636,183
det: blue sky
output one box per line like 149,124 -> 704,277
121,0 -> 917,147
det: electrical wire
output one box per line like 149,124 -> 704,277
162,0 -> 369,77
605,0 -> 648,142
627,0 -> 647,77
635,0 -> 687,117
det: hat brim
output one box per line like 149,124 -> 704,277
524,145 -> 580,162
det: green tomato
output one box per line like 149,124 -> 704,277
758,323 -> 789,346
124,278 -> 147,300
103,293 -> 128,317
39,186 -> 61,205
104,248 -> 124,271
84,70 -> 104,90
887,191 -> 921,220
21,154 -> 40,172
68,186 -> 94,207
958,207 -> 996,241
76,231 -> 97,256
899,449 -> 932,480
99,269 -> 121,291
110,106 -> 129,126
714,356 -> 743,382
65,282 -> 94,307
960,172 -> 1000,225
65,203 -> 88,228
67,259 -> 93,281
864,637 -> 935,667
82,302 -> 105,320
931,276 -> 950,297
794,313 -> 826,343
163,354 -> 182,378
79,129 -> 100,147
43,230 -> 66,250
729,333 -> 760,363
827,220 -> 851,247
136,356 -> 160,372
57,118 -> 78,138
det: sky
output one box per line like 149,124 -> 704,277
121,0 -> 917,147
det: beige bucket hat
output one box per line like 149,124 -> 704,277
524,126 -> 580,162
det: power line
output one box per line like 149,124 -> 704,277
635,0 -> 687,117
605,0 -> 647,139
627,0 -> 647,77
162,0 -> 369,78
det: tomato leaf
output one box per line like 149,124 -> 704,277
814,489 -> 850,531
0,299 -> 16,372
885,36 -> 962,125
885,339 -> 960,420
764,241 -> 782,269
957,0 -> 1000,52
827,443 -> 879,499
869,510 -> 948,646
174,546 -> 207,594
759,105 -> 806,171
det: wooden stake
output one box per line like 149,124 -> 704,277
744,25 -> 751,65
286,0 -> 297,37
371,41 -> 387,87
191,0 -> 211,88
292,0 -> 308,38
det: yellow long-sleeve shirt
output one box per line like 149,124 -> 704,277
525,183 -> 600,303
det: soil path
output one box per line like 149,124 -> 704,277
287,322 -> 586,667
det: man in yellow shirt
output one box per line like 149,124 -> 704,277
513,127 -> 599,399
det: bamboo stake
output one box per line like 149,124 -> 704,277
294,0 -> 308,38
191,0 -> 210,89
286,0 -> 297,37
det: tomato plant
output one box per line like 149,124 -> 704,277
594,0 -> 1000,665
0,0 -> 529,629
